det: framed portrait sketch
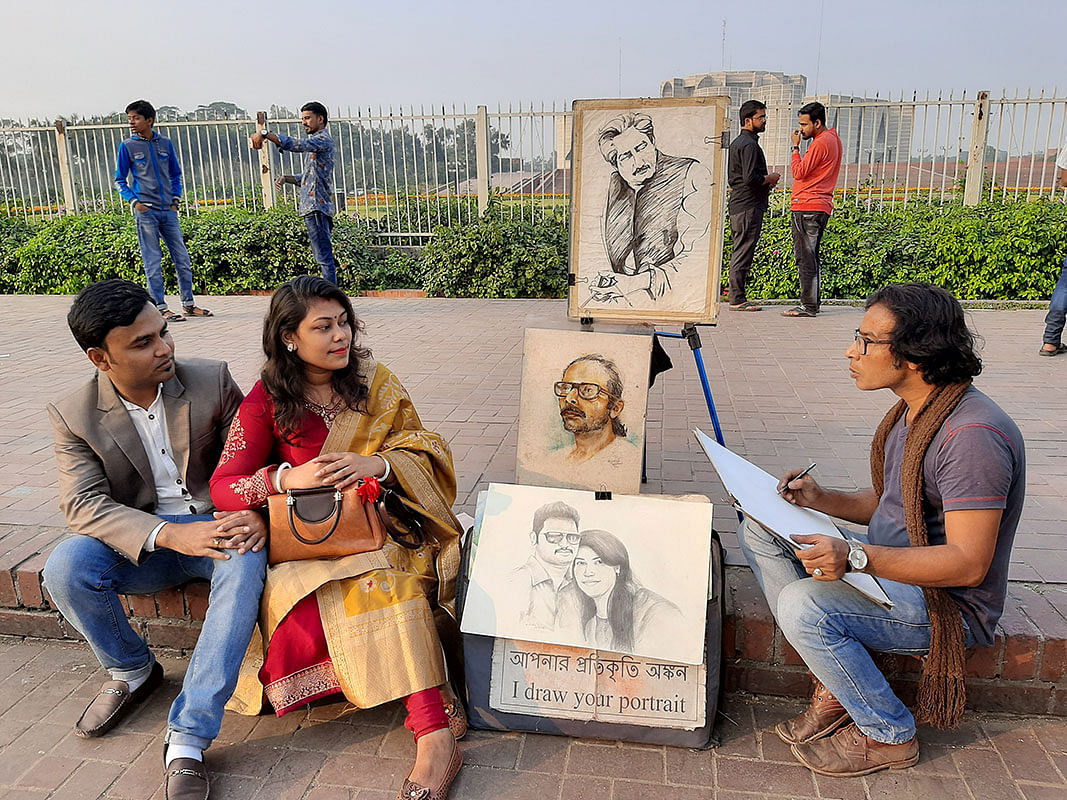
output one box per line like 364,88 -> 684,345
516,328 -> 652,494
460,483 -> 712,665
567,97 -> 729,325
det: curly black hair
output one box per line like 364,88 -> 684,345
865,283 -> 982,386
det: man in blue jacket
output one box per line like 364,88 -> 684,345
115,100 -> 212,322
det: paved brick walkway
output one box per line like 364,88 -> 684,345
1,295 -> 1065,578
1,638 -> 1065,799
1,295 -> 1066,798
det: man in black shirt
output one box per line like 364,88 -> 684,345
727,100 -> 781,311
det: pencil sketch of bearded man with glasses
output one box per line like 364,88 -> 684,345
553,354 -> 635,466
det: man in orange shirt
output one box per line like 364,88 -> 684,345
782,102 -> 842,317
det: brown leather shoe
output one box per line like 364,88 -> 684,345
775,680 -> 850,745
394,738 -> 463,800
443,699 -> 467,740
75,661 -> 164,738
165,757 -> 209,800
791,723 -> 919,777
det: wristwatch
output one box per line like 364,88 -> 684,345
847,539 -> 869,572
260,129 -> 269,136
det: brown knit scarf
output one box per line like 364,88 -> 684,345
869,380 -> 971,729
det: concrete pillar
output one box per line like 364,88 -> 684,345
475,105 -> 491,215
963,92 -> 991,206
257,111 -> 274,210
54,120 -> 76,214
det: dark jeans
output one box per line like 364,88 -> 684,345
304,211 -> 337,284
728,204 -> 765,305
1043,257 -> 1067,345
791,210 -> 830,313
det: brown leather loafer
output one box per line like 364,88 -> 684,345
75,661 -> 164,738
444,699 -> 467,740
775,679 -> 851,745
395,738 -> 463,800
791,723 -> 919,777
166,757 -> 209,800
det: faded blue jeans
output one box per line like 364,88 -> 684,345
304,210 -> 337,284
42,515 -> 266,751
1043,257 -> 1067,346
135,208 -> 195,309
737,518 -> 975,744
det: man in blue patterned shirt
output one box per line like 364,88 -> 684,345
253,102 -> 338,284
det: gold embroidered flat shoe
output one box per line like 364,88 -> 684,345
395,738 -> 463,800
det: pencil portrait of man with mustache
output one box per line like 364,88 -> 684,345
591,112 -> 712,304
509,501 -> 584,634
554,354 -> 632,464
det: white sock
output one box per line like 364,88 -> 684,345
115,660 -> 155,693
165,744 -> 203,767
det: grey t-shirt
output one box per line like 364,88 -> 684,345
866,387 -> 1025,646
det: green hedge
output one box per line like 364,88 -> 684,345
421,202 -> 569,298
5,208 -> 419,295
2,201 -> 1065,300
727,201 -> 1067,301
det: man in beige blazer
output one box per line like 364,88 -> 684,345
43,279 -> 266,800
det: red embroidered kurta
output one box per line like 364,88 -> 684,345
211,380 -> 342,713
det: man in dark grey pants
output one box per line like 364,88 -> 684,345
727,100 -> 780,311
782,102 -> 842,318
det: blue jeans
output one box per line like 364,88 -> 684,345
135,208 -> 195,309
1043,257 -> 1067,345
737,518 -> 975,744
42,515 -> 266,751
304,211 -> 337,284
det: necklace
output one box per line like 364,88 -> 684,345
304,394 -> 345,428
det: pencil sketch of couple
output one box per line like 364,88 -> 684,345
508,500 -> 685,656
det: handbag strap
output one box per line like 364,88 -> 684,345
287,490 -> 343,545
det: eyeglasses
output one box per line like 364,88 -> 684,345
553,381 -> 618,401
853,330 -> 892,355
541,531 -> 581,545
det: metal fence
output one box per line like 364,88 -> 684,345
1,92 -> 1064,239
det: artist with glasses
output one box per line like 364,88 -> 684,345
738,283 -> 1025,778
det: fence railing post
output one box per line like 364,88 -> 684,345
54,120 -> 76,214
963,91 -> 991,206
257,111 -> 274,210
555,113 -> 573,171
475,105 -> 490,215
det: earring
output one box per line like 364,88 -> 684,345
286,342 -> 295,353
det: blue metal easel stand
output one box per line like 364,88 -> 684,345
653,323 -> 726,447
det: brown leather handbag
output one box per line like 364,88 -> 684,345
267,479 -> 387,566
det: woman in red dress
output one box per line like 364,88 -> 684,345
211,276 -> 463,800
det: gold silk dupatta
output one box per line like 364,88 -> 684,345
227,360 -> 464,715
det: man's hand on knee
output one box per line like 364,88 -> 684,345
792,534 -> 848,581
156,519 -> 243,560
212,510 -> 267,555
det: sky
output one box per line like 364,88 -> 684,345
2,0 -> 1065,121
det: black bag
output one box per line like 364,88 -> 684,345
456,529 -> 727,748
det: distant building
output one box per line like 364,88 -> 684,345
806,94 -> 915,165
661,70 -> 807,165
660,72 -> 914,166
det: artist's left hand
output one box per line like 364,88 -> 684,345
314,452 -> 387,490
791,129 -> 802,148
791,534 -> 849,580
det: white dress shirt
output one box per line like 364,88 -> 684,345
120,385 -> 200,551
